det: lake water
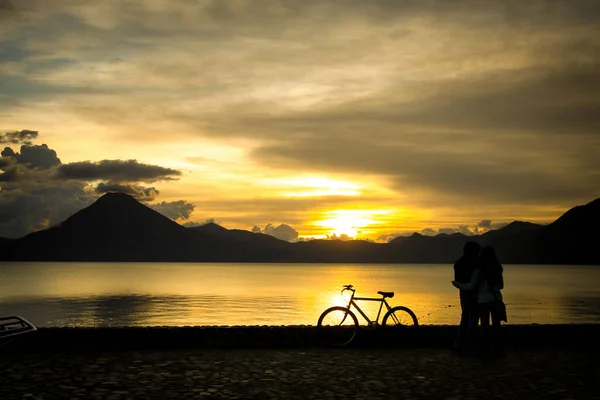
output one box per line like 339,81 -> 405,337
1,263 -> 599,327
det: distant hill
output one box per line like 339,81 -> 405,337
387,198 -> 599,264
1,193 -> 599,264
293,239 -> 387,263
188,223 -> 295,261
388,232 -> 471,263
191,222 -> 229,235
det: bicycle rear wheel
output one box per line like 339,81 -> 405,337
317,306 -> 358,347
382,306 -> 419,327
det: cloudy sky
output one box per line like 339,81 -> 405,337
1,0 -> 599,241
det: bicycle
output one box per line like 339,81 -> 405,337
317,284 -> 418,347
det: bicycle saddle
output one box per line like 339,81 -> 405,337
377,291 -> 394,298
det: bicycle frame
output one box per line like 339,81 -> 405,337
343,289 -> 394,326
318,286 -> 417,347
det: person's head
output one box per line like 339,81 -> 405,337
462,241 -> 481,258
480,246 -> 503,283
480,246 -> 498,265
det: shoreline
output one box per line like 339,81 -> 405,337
4,324 -> 599,353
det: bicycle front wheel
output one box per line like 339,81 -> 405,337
382,306 -> 419,327
317,306 -> 358,347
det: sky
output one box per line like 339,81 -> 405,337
1,0 -> 599,241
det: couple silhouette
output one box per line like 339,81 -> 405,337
452,242 -> 506,355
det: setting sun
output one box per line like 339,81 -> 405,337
315,209 -> 390,238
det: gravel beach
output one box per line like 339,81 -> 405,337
1,347 -> 598,399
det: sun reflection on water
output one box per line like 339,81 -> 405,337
330,293 -> 349,307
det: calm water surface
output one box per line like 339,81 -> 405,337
1,263 -> 599,327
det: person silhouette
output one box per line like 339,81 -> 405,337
477,246 -> 505,354
452,241 -> 481,353
452,246 -> 506,356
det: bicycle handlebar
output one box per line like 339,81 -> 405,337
341,284 -> 355,294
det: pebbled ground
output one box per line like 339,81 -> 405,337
1,348 -> 598,399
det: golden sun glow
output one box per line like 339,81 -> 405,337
315,209 -> 391,238
331,293 -> 349,307
261,176 -> 362,197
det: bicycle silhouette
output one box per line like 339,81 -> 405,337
317,284 -> 418,346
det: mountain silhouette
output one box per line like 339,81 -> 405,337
479,221 -> 543,264
487,221 -> 542,236
191,222 -> 229,235
548,198 -> 600,231
536,198 -> 600,264
1,192 -> 224,261
0,194 -> 599,264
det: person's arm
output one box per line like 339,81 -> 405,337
453,261 -> 459,282
497,273 -> 504,290
452,269 -> 481,291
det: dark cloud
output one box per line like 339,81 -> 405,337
0,0 -> 14,16
95,182 -> 159,202
0,144 -> 62,182
0,129 -> 38,145
0,40 -> 33,63
218,62 -> 600,140
0,156 -> 14,169
252,132 -> 600,207
1,147 -> 16,158
0,182 -> 92,238
54,160 -> 181,183
391,63 -> 600,136
0,136 -> 192,237
11,144 -> 61,169
149,200 -> 195,221
0,165 -> 19,182
477,220 -> 492,229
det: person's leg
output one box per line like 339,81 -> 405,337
454,293 -> 466,350
479,303 -> 491,354
490,303 -> 503,355
454,292 -> 470,352
469,297 -> 480,351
